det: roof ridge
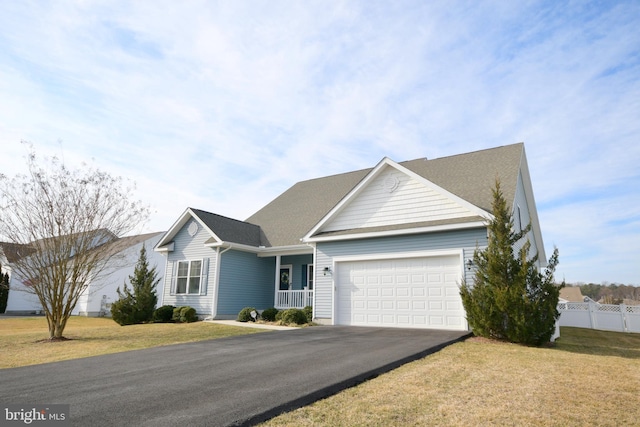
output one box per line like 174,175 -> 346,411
292,166 -> 373,185
189,207 -> 260,227
401,142 -> 524,164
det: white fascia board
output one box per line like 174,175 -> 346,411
517,148 -> 547,265
302,157 -> 492,242
204,241 -> 260,253
391,158 -> 491,219
256,244 -> 313,257
204,241 -> 312,257
154,242 -> 175,253
154,207 -> 222,250
305,221 -> 488,243
302,157 -> 396,240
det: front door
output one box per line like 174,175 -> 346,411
279,265 -> 292,291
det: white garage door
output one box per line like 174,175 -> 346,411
336,255 -> 466,330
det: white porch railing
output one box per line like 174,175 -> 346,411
558,302 -> 640,333
276,290 -> 314,309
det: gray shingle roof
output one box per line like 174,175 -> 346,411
245,143 -> 524,246
190,208 -> 264,247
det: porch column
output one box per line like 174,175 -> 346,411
274,255 -> 281,307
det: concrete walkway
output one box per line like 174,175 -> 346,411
206,319 -> 297,330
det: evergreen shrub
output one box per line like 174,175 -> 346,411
237,307 -> 259,322
153,305 -> 175,323
303,306 -> 313,323
278,308 -> 307,325
172,306 -> 197,323
459,179 -> 562,346
261,307 -> 279,322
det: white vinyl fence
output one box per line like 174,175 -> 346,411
558,302 -> 640,333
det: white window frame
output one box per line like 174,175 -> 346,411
176,260 -> 202,295
306,264 -> 314,290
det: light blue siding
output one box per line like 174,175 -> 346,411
160,219 -> 217,315
282,254 -> 314,290
217,249 -> 275,316
314,228 -> 488,320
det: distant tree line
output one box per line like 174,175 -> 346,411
567,282 -> 640,304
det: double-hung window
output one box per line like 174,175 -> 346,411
176,260 -> 202,294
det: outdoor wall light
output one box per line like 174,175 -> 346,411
323,266 -> 332,276
467,259 -> 474,270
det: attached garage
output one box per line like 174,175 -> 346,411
335,253 -> 467,330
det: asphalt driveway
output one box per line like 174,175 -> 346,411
0,326 -> 469,426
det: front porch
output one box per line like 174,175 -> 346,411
265,251 -> 315,310
275,289 -> 314,309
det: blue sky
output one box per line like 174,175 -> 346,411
0,1 -> 638,285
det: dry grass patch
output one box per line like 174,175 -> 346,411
264,328 -> 640,427
0,316 -> 266,368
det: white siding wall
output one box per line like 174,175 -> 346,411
512,171 -> 539,266
314,228 -> 488,321
4,270 -> 42,313
323,166 -> 476,232
75,234 -> 165,316
160,219 -> 218,315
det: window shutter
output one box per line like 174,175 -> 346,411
200,257 -> 209,295
169,261 -> 177,296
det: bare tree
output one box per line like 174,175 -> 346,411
0,145 -> 149,339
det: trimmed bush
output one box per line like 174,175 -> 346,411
172,306 -> 198,323
153,305 -> 175,323
278,308 -> 308,325
261,307 -> 279,322
303,306 -> 313,323
237,307 -> 259,322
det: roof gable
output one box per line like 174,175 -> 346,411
247,143 -> 526,246
155,208 -> 263,251
307,158 -> 490,238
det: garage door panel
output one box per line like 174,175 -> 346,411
367,300 -> 380,309
429,316 -> 444,325
429,288 -> 442,296
397,287 -> 410,297
412,300 -> 426,310
397,300 -> 411,310
412,287 -> 426,297
412,315 -> 427,325
337,255 -> 466,330
445,287 -> 460,296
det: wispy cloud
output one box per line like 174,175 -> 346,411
0,1 -> 638,283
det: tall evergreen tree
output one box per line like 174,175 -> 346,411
460,179 -> 562,346
111,245 -> 159,325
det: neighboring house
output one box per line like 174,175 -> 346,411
155,143 -> 546,331
0,242 -> 33,280
4,232 -> 165,316
559,287 -> 586,303
73,232 -> 165,316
